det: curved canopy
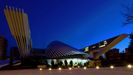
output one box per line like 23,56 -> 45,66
45,41 -> 89,59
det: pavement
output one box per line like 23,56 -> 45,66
0,67 -> 133,75
0,60 -> 21,69
0,59 -> 9,68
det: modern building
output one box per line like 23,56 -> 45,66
25,41 -> 90,67
0,36 -> 7,60
82,34 -> 128,59
19,34 -> 128,67
44,41 -> 90,66
3,6 -> 129,67
4,6 -> 32,58
45,41 -> 89,58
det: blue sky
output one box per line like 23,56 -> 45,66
0,0 -> 133,53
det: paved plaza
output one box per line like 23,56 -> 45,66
0,67 -> 133,75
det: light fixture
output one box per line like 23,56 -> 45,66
39,68 -> 43,71
110,65 -> 114,69
83,66 -> 87,70
69,67 -> 72,70
127,64 -> 132,69
49,68 -> 52,70
96,66 -> 100,69
58,67 -> 62,70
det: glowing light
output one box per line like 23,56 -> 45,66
39,68 -> 43,71
69,67 -> 72,70
110,65 -> 114,69
96,66 -> 100,69
58,67 -> 62,70
99,41 -> 107,48
48,68 -> 52,70
127,64 -> 132,69
85,47 -> 89,52
99,44 -> 105,48
78,66 -> 80,68
92,46 -> 96,48
83,67 -> 87,70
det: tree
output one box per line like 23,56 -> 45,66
122,4 -> 133,64
45,60 -> 49,67
64,60 -> 68,67
125,33 -> 133,63
51,60 -> 54,67
105,48 -> 121,66
128,33 -> 133,53
58,61 -> 63,67
70,60 -> 73,67
123,4 -> 133,25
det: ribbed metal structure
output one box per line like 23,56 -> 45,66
45,41 -> 89,58
4,6 -> 32,57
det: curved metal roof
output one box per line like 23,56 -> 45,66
45,41 -> 89,58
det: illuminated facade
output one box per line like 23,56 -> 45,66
82,34 -> 128,59
45,41 -> 90,66
29,41 -> 90,66
4,6 -> 32,57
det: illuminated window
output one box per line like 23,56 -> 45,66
99,44 -> 105,48
84,47 -> 89,52
92,46 -> 96,48
104,41 -> 107,44
99,41 -> 107,48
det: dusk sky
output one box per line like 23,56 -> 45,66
0,0 -> 133,52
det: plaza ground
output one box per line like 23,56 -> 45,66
0,67 -> 133,75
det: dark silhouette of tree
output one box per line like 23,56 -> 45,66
123,5 -> 133,25
64,60 -> 68,67
122,4 -> 133,64
84,63 -> 87,66
70,60 -> 73,67
51,60 -> 54,67
45,60 -> 48,67
99,56 -> 109,67
105,48 -> 121,66
128,33 -> 133,53
126,33 -> 133,63
78,62 -> 82,67
58,61 -> 63,67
